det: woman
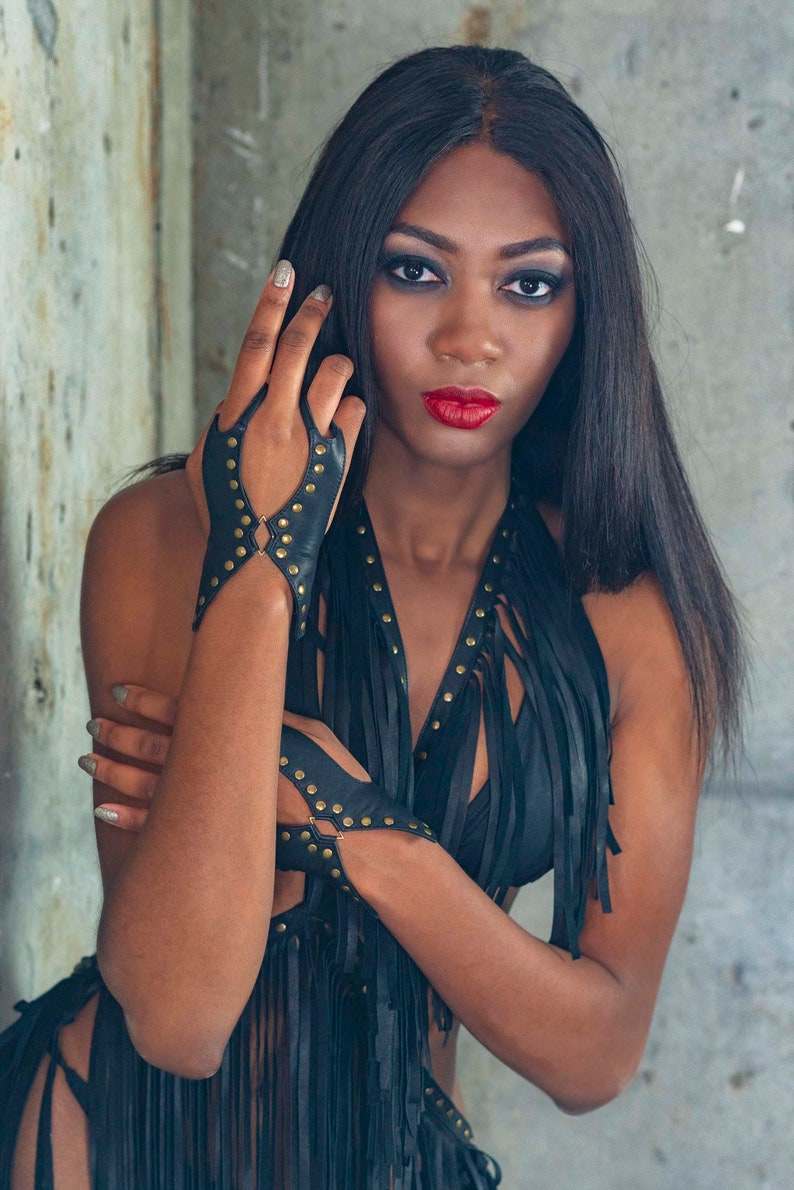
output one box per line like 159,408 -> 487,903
1,44 -> 745,1189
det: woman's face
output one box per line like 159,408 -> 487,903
368,141 -> 576,471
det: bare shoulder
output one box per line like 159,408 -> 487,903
81,469 -> 203,710
534,502 -> 689,728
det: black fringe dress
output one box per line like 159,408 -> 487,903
0,486 -> 617,1188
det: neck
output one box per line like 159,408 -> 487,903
362,430 -> 512,571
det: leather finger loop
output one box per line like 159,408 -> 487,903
261,396 -> 346,640
192,386 -> 346,636
275,725 -> 439,913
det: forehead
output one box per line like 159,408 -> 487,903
393,142 -> 569,248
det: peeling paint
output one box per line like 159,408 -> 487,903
26,0 -> 58,61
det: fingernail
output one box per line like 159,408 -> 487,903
309,284 -> 332,303
94,807 -> 119,824
78,755 -> 97,776
274,259 -> 293,288
86,719 -> 101,740
111,684 -> 128,705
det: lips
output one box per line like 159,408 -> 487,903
420,386 -> 500,430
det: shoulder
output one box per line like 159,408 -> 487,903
81,469 -> 203,702
534,502 -> 690,731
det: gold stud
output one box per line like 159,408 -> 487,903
382,613 -> 392,623
300,619 -> 306,631
332,803 -> 343,813
281,534 -> 292,544
235,499 -> 244,510
241,514 -> 252,526
277,517 -> 289,528
436,1098 -> 444,1109
446,1108 -> 454,1118
224,560 -> 234,571
372,582 -> 382,592
484,582 -> 493,592
234,528 -> 244,539
226,436 -> 238,447
229,479 -> 239,490
226,459 -> 236,470
418,750 -> 427,760
425,1087 -> 433,1096
456,1118 -> 463,1127
343,816 -> 354,827
492,555 -> 500,564
502,528 -> 509,537
276,547 -> 287,559
279,756 -> 288,766
297,584 -> 305,595
465,635 -> 476,646
294,770 -> 305,780
301,604 -> 307,614
288,564 -> 299,575
292,502 -> 303,513
280,830 -> 290,841
443,692 -> 453,703
409,822 -> 418,829
313,463 -> 324,474
198,595 -> 206,605
314,443 -> 327,455
455,665 -> 465,674
361,816 -> 372,826
384,815 -> 394,825
308,843 -> 317,853
431,720 -> 440,730
342,884 -> 351,892
424,825 -> 433,834
211,577 -> 219,587
305,483 -> 316,493
315,800 -> 326,810
475,608 -> 485,618
330,868 -> 341,878
392,644 -> 398,654
322,847 -> 333,859
306,783 -> 317,794
236,546 -> 246,557
464,1128 -> 471,1139
276,921 -> 287,932
300,830 -> 311,841
356,525 -> 366,534
365,554 -> 375,564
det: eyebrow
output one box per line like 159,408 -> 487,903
387,221 -> 572,261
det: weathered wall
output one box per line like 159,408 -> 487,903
0,0 -> 192,1021
189,0 -> 793,1184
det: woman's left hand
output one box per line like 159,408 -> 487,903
83,684 -> 369,833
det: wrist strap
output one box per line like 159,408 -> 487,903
192,386 -> 346,637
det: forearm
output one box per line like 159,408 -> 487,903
341,832 -> 640,1113
97,565 -> 291,1076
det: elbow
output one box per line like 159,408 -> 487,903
125,1012 -> 227,1081
550,1050 -> 642,1116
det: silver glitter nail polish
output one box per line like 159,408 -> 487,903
111,684 -> 128,704
86,719 -> 101,739
274,260 -> 293,288
309,284 -> 332,303
78,755 -> 97,776
94,807 -> 119,824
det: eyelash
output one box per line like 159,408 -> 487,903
378,253 -> 565,304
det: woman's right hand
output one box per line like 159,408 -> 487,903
185,262 -> 365,549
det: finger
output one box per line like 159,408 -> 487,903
89,718 -> 171,765
220,263 -> 295,429
94,804 -> 149,833
111,684 -> 178,728
326,395 -> 367,523
261,285 -> 334,421
78,753 -> 158,801
304,354 -> 356,437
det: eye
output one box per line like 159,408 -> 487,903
379,254 -> 444,286
501,272 -> 562,303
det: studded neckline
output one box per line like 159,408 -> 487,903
353,495 -> 519,770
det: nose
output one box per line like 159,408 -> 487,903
427,283 -> 502,368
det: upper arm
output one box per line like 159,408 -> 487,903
575,574 -> 705,1047
80,471 -> 201,896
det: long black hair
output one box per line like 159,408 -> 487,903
143,45 -> 746,768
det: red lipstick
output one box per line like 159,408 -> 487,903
420,386 -> 500,430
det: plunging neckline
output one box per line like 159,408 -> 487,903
354,495 -> 519,772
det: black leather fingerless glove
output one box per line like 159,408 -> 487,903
192,385 -> 346,637
275,725 -> 438,917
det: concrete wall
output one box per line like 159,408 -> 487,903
0,0 -> 192,1017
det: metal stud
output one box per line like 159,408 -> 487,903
361,816 -> 371,826
300,830 -> 311,840
308,843 -> 317,853
424,825 -> 433,834
502,528 -> 509,537
279,756 -> 288,766
211,577 -> 219,587
198,595 -> 206,605
300,621 -> 306,631
315,800 -> 326,810
241,514 -> 252,526
314,443 -> 327,455
455,665 -> 465,675
235,499 -> 245,510
484,582 -> 493,592
342,816 -> 354,827
294,770 -> 305,780
409,822 -> 418,829
229,480 -> 239,490
297,584 -> 305,596
226,436 -> 238,447
392,644 -> 399,654
330,868 -> 341,878
281,534 -> 292,544
234,528 -> 244,539
224,560 -> 234,571
236,546 -> 246,557
313,463 -> 324,474
276,921 -> 287,932
306,784 -> 317,795
276,547 -> 287,558
382,613 -> 392,623
431,720 -> 440,731
226,459 -> 236,470
342,885 -> 351,892
305,483 -> 316,493
372,582 -> 383,592
443,692 -> 453,703
322,847 -> 333,859
417,750 -> 427,761
492,555 -> 500,564
288,564 -> 299,575
356,525 -> 366,534
365,555 -> 375,564
475,608 -> 485,618
465,635 -> 476,646
332,803 -> 343,813
384,816 -> 394,825
277,517 -> 289,528
280,830 -> 290,841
